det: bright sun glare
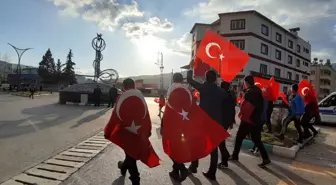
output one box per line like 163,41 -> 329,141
134,35 -> 167,61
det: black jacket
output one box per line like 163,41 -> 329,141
187,70 -> 230,129
244,85 -> 264,125
93,87 -> 102,97
109,87 -> 118,99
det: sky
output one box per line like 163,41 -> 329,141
0,0 -> 336,77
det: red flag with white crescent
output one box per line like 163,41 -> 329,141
196,30 -> 250,82
162,83 -> 230,163
298,80 -> 316,104
192,89 -> 200,100
104,89 -> 160,168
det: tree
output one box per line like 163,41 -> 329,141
319,59 -> 324,65
55,59 -> 63,83
313,58 -> 318,64
62,49 -> 77,85
38,49 -> 56,83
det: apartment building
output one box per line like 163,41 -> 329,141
184,10 -> 311,92
310,61 -> 336,99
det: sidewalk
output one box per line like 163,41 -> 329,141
60,121 -> 336,185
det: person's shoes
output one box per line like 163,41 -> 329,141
229,155 -> 239,161
117,161 -> 126,176
313,131 -> 318,137
188,166 -> 197,173
258,159 -> 271,168
202,172 -> 216,181
295,138 -> 303,144
169,171 -> 181,182
180,169 -> 190,181
248,149 -> 255,153
275,134 -> 285,141
217,162 -> 228,169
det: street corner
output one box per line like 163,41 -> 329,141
0,132 -> 111,185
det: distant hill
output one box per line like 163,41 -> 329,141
118,71 -> 188,90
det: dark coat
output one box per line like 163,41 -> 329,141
243,85 -> 264,125
109,87 -> 118,99
187,70 -> 230,129
93,87 -> 102,97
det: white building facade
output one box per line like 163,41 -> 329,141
189,10 -> 311,93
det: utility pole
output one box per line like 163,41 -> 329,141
155,52 -> 164,92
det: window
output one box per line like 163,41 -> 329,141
288,55 -> 293,64
192,33 -> 196,41
275,50 -> 281,60
304,47 -> 310,54
311,70 -> 315,75
231,19 -> 245,30
260,64 -> 268,74
302,75 -> 308,80
295,74 -> 299,81
296,59 -> 300,67
283,86 -> 288,93
261,43 -> 268,55
274,68 -> 281,77
303,61 -> 309,67
297,44 -> 301,53
288,40 -> 293,48
287,71 -> 292,80
276,33 -> 282,43
231,40 -> 245,50
191,50 -> 195,58
261,24 -> 269,36
320,95 -> 336,107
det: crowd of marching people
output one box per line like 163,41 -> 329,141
103,69 -> 319,184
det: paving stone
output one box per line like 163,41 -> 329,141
53,154 -> 91,163
68,148 -> 100,154
0,179 -> 24,185
35,163 -> 77,174
75,145 -> 104,150
89,138 -> 108,142
26,168 -> 69,181
44,159 -> 85,168
83,141 -> 107,145
60,151 -> 96,158
77,142 -> 106,147
12,174 -> 61,185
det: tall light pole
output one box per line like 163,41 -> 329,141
8,43 -> 32,90
155,52 -> 164,91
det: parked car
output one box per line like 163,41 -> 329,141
318,92 -> 336,124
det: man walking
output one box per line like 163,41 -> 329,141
93,85 -> 102,107
276,84 -> 305,144
231,75 -> 271,167
217,81 -> 236,168
108,84 -> 118,108
186,69 -> 229,180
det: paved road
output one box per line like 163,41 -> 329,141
0,93 -> 113,183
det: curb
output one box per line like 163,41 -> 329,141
11,93 -> 51,97
240,127 -> 320,159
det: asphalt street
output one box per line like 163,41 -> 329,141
1,94 -> 336,185
0,93 -> 112,183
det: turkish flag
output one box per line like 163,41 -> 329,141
298,80 -> 316,104
104,89 -> 160,168
196,30 -> 250,82
192,89 -> 200,100
154,98 -> 160,103
254,77 -> 279,101
278,92 -> 289,105
162,83 -> 230,163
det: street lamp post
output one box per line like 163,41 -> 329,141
8,43 -> 32,90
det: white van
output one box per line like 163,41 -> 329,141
318,92 -> 336,124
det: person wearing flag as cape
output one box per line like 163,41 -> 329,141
231,75 -> 271,167
104,78 -> 160,185
162,72 -> 230,181
186,69 -> 231,179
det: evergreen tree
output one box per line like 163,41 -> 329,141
56,59 -> 63,83
62,49 -> 77,85
38,49 -> 56,83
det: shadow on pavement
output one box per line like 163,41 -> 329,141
234,163 -> 268,185
219,168 -> 249,185
72,108 -> 111,128
111,176 -> 125,185
0,104 -> 91,139
188,174 -> 202,185
168,176 -> 181,185
265,163 -> 314,185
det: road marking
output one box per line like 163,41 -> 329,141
0,131 -> 111,185
290,161 -> 336,177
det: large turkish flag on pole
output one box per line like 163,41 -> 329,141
196,30 -> 250,82
254,77 -> 280,101
162,83 -> 230,163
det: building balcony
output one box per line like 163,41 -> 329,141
320,84 -> 331,89
320,75 -> 332,81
